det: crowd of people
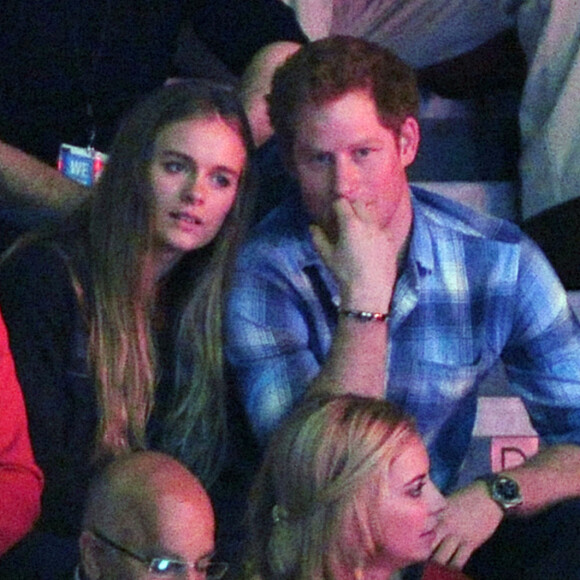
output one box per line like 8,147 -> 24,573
1,2 -> 580,579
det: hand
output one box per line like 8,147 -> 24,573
431,481 -> 503,569
310,198 -> 398,312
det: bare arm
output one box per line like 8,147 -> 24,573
432,443 -> 580,569
307,311 -> 390,399
0,139 -> 90,211
306,197 -> 402,400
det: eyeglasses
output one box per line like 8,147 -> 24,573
91,529 -> 228,579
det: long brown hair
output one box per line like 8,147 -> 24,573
4,81 -> 256,486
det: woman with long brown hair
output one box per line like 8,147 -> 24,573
0,79 -> 255,575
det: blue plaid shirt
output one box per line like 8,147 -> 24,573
226,187 -> 580,492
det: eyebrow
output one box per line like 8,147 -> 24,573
404,474 -> 427,488
213,165 -> 242,179
296,138 -> 383,153
157,149 -> 193,165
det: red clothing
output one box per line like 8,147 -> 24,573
422,561 -> 473,580
0,310 -> 43,555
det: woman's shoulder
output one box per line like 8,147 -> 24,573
2,238 -> 68,280
3,237 -> 70,267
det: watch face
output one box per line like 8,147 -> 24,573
492,476 -> 522,508
497,477 -> 518,500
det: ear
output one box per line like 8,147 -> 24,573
80,531 -> 103,580
398,116 -> 420,168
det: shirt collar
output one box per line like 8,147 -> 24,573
408,187 -> 435,278
296,187 -> 436,302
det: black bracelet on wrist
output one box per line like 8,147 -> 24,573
338,308 -> 389,322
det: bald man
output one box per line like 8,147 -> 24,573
78,451 -> 227,580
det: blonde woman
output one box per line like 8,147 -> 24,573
246,395 -> 472,580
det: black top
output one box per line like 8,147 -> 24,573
0,243 -> 100,538
0,240 -> 210,537
0,240 -> 260,576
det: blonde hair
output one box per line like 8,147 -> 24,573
245,395 -> 417,580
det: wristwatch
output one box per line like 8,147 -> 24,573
477,474 -> 523,513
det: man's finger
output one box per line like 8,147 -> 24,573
447,543 -> 474,570
309,224 -> 332,264
350,198 -> 376,223
431,536 -> 461,567
332,197 -> 356,230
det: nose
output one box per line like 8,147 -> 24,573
332,157 -> 359,200
426,479 -> 447,517
181,176 -> 205,205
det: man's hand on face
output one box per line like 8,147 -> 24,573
430,481 -> 503,570
310,196 -> 398,313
